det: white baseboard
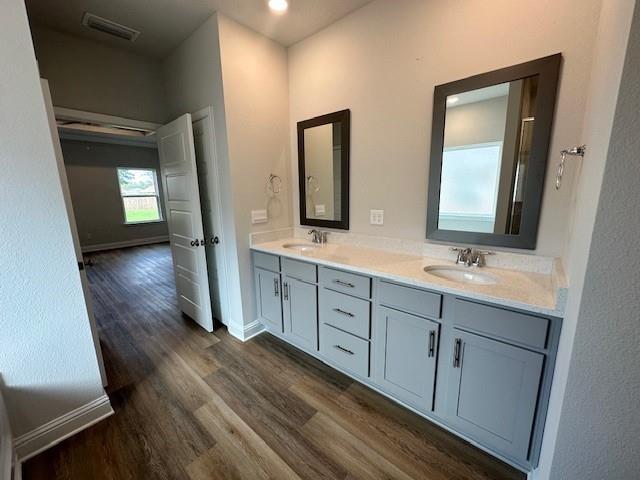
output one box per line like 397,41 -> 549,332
14,393 -> 113,462
81,236 -> 169,253
227,319 -> 265,342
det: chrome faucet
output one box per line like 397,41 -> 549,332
451,247 -> 473,267
451,247 -> 494,267
308,229 -> 328,244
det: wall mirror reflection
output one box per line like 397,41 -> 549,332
427,55 -> 561,249
297,109 -> 350,230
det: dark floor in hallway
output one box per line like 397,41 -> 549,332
23,243 -> 524,480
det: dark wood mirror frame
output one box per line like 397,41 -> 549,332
298,109 -> 351,230
426,54 -> 562,249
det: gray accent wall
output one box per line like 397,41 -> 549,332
548,3 -> 640,478
61,140 -> 168,249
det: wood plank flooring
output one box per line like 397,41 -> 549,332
23,244 -> 524,480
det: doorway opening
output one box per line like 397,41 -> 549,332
43,80 -> 230,387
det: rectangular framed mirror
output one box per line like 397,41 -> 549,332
427,54 -> 561,249
298,109 -> 350,230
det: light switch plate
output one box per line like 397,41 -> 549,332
370,209 -> 384,225
315,204 -> 326,216
251,209 -> 268,224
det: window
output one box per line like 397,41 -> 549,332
438,142 -> 503,233
117,168 -> 162,224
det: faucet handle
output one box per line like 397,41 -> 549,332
471,249 -> 494,267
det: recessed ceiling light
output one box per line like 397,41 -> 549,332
268,0 -> 289,13
447,96 -> 459,105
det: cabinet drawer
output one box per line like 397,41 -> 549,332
253,251 -> 280,272
320,324 -> 370,378
319,267 -> 371,299
378,281 -> 442,319
320,289 -> 370,339
454,299 -> 549,349
282,257 -> 317,283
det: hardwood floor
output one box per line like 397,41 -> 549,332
23,244 -> 524,480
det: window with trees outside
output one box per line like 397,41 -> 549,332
117,168 -> 163,224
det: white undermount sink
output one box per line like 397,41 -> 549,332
282,242 -> 322,252
424,265 -> 497,285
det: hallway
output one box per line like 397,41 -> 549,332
23,244 -> 522,479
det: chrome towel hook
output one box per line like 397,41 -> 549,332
556,145 -> 586,190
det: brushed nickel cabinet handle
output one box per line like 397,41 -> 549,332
453,338 -> 462,368
273,278 -> 279,297
333,345 -> 354,355
333,279 -> 355,288
333,308 -> 354,318
428,330 -> 436,357
283,282 -> 289,301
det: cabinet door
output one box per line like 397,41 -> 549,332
283,277 -> 318,351
256,268 -> 282,332
375,307 -> 439,412
447,329 -> 543,462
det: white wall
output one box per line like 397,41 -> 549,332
0,0 -> 105,437
288,0 -> 602,257
30,24 -> 168,123
547,7 -> 640,473
217,14 -> 292,327
535,0 -> 636,478
162,14 -> 246,334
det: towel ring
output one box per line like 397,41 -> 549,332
267,173 -> 282,196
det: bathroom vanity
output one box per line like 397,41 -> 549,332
251,240 -> 563,472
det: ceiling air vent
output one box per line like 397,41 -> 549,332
81,12 -> 140,42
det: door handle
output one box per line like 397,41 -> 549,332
212,236 -> 220,245
428,330 -> 436,357
333,308 -> 354,318
283,282 -> 289,301
273,278 -> 279,297
453,338 -> 462,368
190,239 -> 200,247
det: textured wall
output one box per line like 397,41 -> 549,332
31,24 -> 168,123
547,2 -> 640,478
217,14 -> 292,326
288,0 -> 602,257
61,140 -> 169,248
0,1 -> 105,437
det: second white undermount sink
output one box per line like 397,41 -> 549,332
424,265 -> 497,285
282,242 -> 322,252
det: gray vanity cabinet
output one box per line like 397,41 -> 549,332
446,329 -> 544,461
375,307 -> 439,412
282,276 -> 318,351
255,268 -> 283,333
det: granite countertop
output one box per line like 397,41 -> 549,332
251,238 -> 566,317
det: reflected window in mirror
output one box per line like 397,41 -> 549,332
427,55 -> 561,249
298,110 -> 350,230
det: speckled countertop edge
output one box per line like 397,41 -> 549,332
251,239 -> 566,318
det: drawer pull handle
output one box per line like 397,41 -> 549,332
428,330 -> 436,357
333,279 -> 355,288
333,345 -> 355,355
453,338 -> 462,368
283,282 -> 289,301
273,278 -> 279,297
333,308 -> 354,318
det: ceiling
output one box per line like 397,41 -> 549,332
449,83 -> 511,107
25,0 -> 373,59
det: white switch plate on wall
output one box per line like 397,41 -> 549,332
251,209 -> 268,224
315,204 -> 326,216
370,209 -> 384,225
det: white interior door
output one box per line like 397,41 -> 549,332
192,109 -> 230,326
40,79 -> 108,386
157,114 -> 214,331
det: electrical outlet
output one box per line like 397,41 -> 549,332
251,209 -> 268,224
370,209 -> 384,225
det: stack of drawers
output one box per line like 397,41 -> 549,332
318,266 -> 372,378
